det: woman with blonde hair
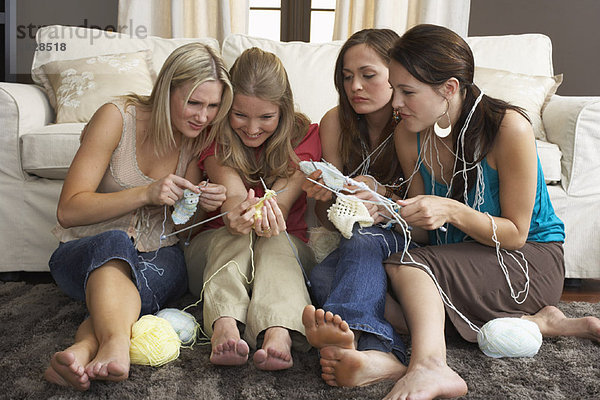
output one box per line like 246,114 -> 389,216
185,47 -> 320,371
44,42 -> 232,391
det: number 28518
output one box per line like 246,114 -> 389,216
36,42 -> 67,51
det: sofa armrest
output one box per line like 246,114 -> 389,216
0,83 -> 54,180
543,94 -> 600,196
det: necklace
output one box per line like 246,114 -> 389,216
350,130 -> 395,177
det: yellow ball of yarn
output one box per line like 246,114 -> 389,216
130,315 -> 181,366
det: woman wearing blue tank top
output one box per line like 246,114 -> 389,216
300,24 -> 600,399
382,24 -> 600,400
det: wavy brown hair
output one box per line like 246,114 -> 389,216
334,28 -> 402,185
214,47 -> 310,187
389,24 -> 529,201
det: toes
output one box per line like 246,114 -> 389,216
225,338 -> 237,351
325,311 -> 334,323
315,308 -> 326,325
322,374 -> 338,386
267,347 -> 291,361
321,365 -> 335,374
253,349 -> 268,364
236,340 -> 250,356
332,314 -> 343,325
339,319 -> 350,332
302,305 -> 317,328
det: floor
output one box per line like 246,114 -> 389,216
561,279 -> 600,303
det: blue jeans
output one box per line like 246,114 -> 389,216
49,230 -> 188,316
310,225 -> 408,364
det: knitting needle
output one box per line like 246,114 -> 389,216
259,176 -> 268,191
161,210 -> 230,239
259,176 -> 287,196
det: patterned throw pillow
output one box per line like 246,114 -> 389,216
37,50 -> 156,123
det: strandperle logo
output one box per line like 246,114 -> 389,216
16,19 -> 148,44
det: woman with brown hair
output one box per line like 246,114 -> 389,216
302,28 -> 409,388
381,24 -> 596,399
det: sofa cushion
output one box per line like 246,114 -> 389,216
467,34 -> 554,77
37,50 -> 155,123
474,66 -> 562,141
21,123 -> 84,179
221,34 -> 345,124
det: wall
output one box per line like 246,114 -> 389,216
6,0 -> 600,95
8,0 -> 118,82
469,0 -> 600,96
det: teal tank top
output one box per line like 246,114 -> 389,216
416,133 -> 565,245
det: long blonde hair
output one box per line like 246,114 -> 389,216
215,47 -> 310,187
124,42 -> 233,156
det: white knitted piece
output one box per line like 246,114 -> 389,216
172,189 -> 199,225
327,195 -> 374,239
299,161 -> 345,191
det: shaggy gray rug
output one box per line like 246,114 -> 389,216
1,280 -> 599,400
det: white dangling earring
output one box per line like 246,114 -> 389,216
434,98 -> 452,138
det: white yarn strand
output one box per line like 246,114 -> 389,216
486,212 -> 530,304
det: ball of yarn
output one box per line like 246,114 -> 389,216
130,315 -> 181,366
156,308 -> 199,346
477,317 -> 542,358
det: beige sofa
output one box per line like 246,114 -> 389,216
1,25 -> 598,278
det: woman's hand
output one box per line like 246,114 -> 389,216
302,170 -> 333,202
344,182 -> 383,223
145,174 -> 200,206
352,175 -> 380,193
224,189 -> 259,235
397,195 -> 454,231
197,181 -> 227,212
254,197 -> 287,238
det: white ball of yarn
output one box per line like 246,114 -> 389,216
156,308 -> 199,346
477,317 -> 542,358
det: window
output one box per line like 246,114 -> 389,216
248,0 -> 335,43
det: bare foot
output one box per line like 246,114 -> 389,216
383,358 -> 467,400
302,305 -> 354,349
253,327 -> 293,371
210,317 -> 249,366
85,336 -> 130,382
524,305 -> 600,342
319,347 -> 406,387
44,347 -> 92,391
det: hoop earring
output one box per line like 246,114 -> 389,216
434,98 -> 452,138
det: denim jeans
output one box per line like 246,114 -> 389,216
310,224 -> 408,364
49,230 -> 188,316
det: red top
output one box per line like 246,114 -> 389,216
197,123 -> 321,242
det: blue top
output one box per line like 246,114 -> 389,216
416,133 -> 565,245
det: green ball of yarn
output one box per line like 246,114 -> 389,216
155,308 -> 199,346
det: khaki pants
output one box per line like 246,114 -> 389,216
184,226 -> 315,351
